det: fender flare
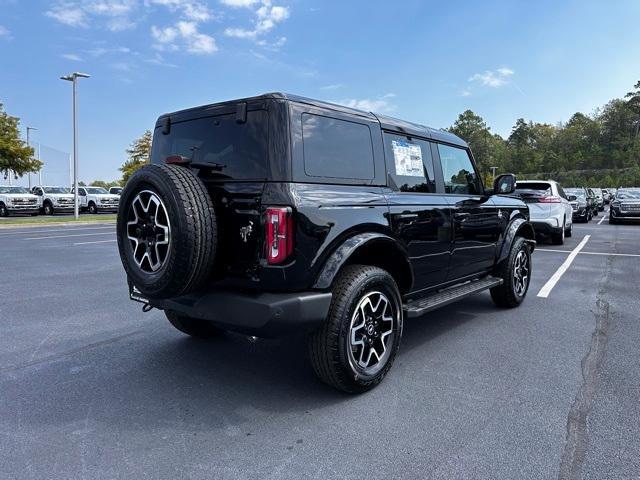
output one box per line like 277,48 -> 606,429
496,217 -> 536,265
313,232 -> 413,291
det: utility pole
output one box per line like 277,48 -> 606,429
60,72 -> 90,219
26,127 -> 37,189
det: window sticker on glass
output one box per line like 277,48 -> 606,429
391,140 -> 423,177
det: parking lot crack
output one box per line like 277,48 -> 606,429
557,255 -> 612,480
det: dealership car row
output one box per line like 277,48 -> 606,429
0,182 -> 637,237
0,184 -> 121,216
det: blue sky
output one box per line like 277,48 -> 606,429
1,0 -> 639,183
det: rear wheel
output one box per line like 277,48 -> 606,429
491,236 -> 531,308
309,265 -> 403,393
551,219 -> 565,245
565,221 -> 573,238
165,310 -> 224,338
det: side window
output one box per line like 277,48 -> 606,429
383,133 -> 436,193
558,185 -> 567,199
302,113 -> 374,180
438,144 -> 481,195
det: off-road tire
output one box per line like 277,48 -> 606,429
490,236 -> 531,308
309,265 -> 403,393
117,163 -> 217,299
165,310 -> 224,338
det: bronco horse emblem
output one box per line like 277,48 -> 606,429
239,221 -> 254,243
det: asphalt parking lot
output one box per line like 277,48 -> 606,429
1,210 -> 638,480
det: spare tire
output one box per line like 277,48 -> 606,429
117,163 -> 217,299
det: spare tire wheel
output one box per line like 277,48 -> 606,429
117,164 -> 217,298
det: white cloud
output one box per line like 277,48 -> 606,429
145,52 -> 178,67
0,25 -> 10,37
45,4 -> 88,27
224,0 -> 290,43
45,0 -> 137,29
151,20 -> 217,54
62,53 -> 83,61
338,93 -> 396,113
460,89 -> 471,97
220,0 -> 259,7
468,67 -> 515,88
146,0 -> 213,22
320,83 -> 344,91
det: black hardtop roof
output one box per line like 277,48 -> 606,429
158,92 -> 468,148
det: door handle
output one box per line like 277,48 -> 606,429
397,213 -> 419,219
454,212 -> 470,219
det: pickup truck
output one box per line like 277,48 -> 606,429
0,186 -> 39,216
74,186 -> 120,214
31,185 -> 75,215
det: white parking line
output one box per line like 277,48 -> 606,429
597,215 -> 608,225
25,232 -> 115,240
74,239 -> 117,245
537,235 -> 591,298
537,248 -> 640,258
0,225 -> 114,237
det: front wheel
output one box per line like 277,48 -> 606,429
165,310 -> 224,338
43,203 -> 54,215
490,236 -> 532,308
309,265 -> 403,393
88,202 -> 97,214
0,204 -> 8,217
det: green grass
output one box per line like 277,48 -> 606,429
0,214 -> 116,226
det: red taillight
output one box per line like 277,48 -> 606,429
265,207 -> 294,265
538,196 -> 562,203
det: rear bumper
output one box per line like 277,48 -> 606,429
530,218 -> 562,235
148,289 -> 332,338
572,208 -> 588,221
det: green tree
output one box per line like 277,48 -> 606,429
89,179 -> 120,189
0,103 -> 42,178
447,110 -> 508,179
120,130 -> 152,184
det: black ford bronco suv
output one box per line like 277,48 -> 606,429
117,93 -> 535,393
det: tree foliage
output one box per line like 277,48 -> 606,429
447,79 -> 640,187
0,103 -> 42,178
120,130 -> 152,184
89,179 -> 120,189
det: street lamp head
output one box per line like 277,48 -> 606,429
60,72 -> 91,81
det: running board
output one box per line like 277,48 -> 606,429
404,276 -> 503,318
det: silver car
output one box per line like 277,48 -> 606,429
515,180 -> 574,245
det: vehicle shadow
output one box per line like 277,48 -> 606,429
3,296 -> 495,433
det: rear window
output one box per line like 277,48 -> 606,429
515,182 -> 551,194
152,110 -> 269,180
302,113 -> 374,180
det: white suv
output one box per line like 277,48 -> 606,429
515,180 -> 574,245
76,186 -> 120,214
32,185 -> 75,215
0,186 -> 39,216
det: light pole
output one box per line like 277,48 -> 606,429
60,72 -> 90,219
26,127 -> 37,189
490,166 -> 498,183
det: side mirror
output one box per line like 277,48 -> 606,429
567,195 -> 577,201
493,173 -> 516,195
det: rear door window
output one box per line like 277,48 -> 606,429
302,113 -> 374,180
383,133 -> 436,193
152,110 -> 269,180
